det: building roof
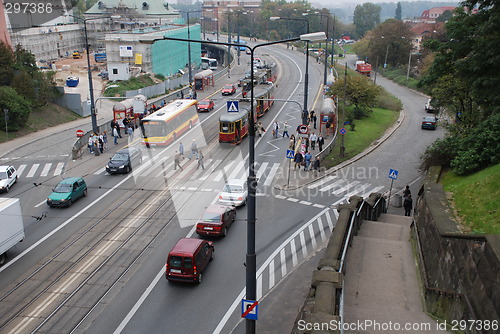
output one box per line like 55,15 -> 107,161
86,0 -> 178,16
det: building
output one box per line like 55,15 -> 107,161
420,7 -> 456,23
201,0 -> 261,35
104,24 -> 201,81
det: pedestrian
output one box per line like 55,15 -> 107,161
113,126 -> 119,145
127,125 -> 134,140
88,135 -> 94,153
197,150 -> 205,170
304,151 -> 312,171
404,194 -> 413,216
293,151 -> 303,170
282,121 -> 290,138
179,142 -> 184,158
313,156 -> 320,173
188,139 -> 199,159
289,134 -> 296,149
309,110 -> 315,125
98,136 -> 104,153
317,134 -> 324,151
174,151 -> 183,170
310,132 -> 317,150
403,185 -> 411,199
273,121 -> 279,138
313,114 -> 317,129
304,137 -> 309,152
102,131 -> 108,150
257,121 -> 265,137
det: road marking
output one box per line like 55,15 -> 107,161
17,164 -> 27,177
268,259 -> 275,289
228,160 -> 246,180
255,162 -> 269,181
308,224 -> 317,249
299,231 -> 307,258
332,181 -> 360,196
319,179 -> 346,192
275,194 -> 286,200
199,159 -> 222,180
362,185 -> 384,198
263,163 -> 279,186
26,163 -> 40,177
257,275 -> 263,300
325,211 -> 334,231
345,183 -> 370,198
280,248 -> 287,277
317,217 -> 326,242
40,163 -> 52,177
34,199 -> 46,208
313,203 -> 325,208
299,200 -> 312,205
213,161 -> 235,182
287,197 -> 299,202
54,162 -> 65,176
307,175 -> 337,189
290,239 -> 298,267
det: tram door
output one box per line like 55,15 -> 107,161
235,120 -> 242,142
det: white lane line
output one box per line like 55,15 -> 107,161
257,275 -> 263,300
317,217 -> 326,242
17,164 -> 27,177
255,162 -> 269,181
263,163 -> 280,186
313,204 -> 325,208
299,200 -> 312,205
26,164 -> 40,177
54,162 -> 65,176
268,259 -> 275,289
325,211 -> 334,231
287,197 -> 299,202
308,224 -> 317,250
275,194 -> 286,200
332,181 -> 360,196
40,163 -> 52,177
307,175 -> 337,189
290,239 -> 298,267
280,248 -> 287,278
34,199 -> 47,208
319,179 -> 346,192
299,231 -> 307,258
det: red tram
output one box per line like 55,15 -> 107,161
219,106 -> 257,144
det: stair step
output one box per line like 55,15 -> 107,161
357,220 -> 408,242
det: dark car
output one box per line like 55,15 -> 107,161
222,84 -> 237,95
196,205 -> 236,237
106,147 -> 142,174
197,99 -> 215,112
421,115 -> 437,130
47,177 -> 87,207
166,238 -> 214,284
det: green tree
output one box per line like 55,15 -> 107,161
0,86 -> 32,131
395,2 -> 402,20
0,41 -> 14,86
436,10 -> 453,22
353,3 -> 381,38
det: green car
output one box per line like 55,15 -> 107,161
47,177 -> 87,207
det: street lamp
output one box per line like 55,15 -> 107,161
139,31 -> 325,334
270,16 -> 310,125
182,10 -> 202,84
64,13 -> 101,134
303,12 -> 333,86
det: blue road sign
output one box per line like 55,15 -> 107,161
227,101 -> 239,112
286,150 -> 295,159
388,169 -> 399,180
340,128 -> 347,135
241,299 -> 258,320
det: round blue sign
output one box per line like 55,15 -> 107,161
340,128 -> 347,135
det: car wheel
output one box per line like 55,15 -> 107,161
0,253 -> 6,266
83,189 -> 88,197
125,165 -> 130,173
14,176 -> 18,183
222,228 -> 227,237
210,250 -> 214,261
197,272 -> 202,284
67,199 -> 73,207
5,185 -> 9,193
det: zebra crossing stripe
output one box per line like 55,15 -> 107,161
307,175 -> 337,189
280,248 -> 287,278
54,162 -> 65,176
290,239 -> 298,267
332,181 -> 360,196
362,185 -> 384,198
317,217 -> 326,242
299,231 -> 307,258
257,275 -> 263,300
263,163 -> 280,186
40,163 -> 52,177
227,160 -> 246,180
319,179 -> 346,192
268,259 -> 275,289
199,159 -> 222,180
255,162 -> 269,181
26,164 -> 40,178
213,161 -> 235,182
308,224 -> 317,249
325,211 -> 334,231
17,165 -> 27,177
192,159 -> 213,178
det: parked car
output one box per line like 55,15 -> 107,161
197,99 -> 215,112
425,98 -> 439,113
218,179 -> 248,207
166,238 -> 214,284
196,205 -> 236,237
47,177 -> 87,207
0,166 -> 18,193
106,147 -> 142,174
222,84 -> 237,95
421,115 -> 438,130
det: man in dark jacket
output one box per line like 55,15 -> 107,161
403,194 -> 413,216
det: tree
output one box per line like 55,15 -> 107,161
0,41 -> 14,86
0,86 -> 32,131
436,10 -> 453,22
353,3 -> 381,38
395,2 -> 402,20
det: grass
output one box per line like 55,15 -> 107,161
104,74 -> 157,97
441,164 -> 500,234
323,107 -> 400,168
0,102 -> 81,144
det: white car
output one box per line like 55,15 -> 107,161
219,179 -> 248,207
0,166 -> 18,192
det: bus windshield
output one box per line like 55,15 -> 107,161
141,121 -> 166,138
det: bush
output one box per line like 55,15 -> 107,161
0,86 -> 32,131
155,73 -> 166,81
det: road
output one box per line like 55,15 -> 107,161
0,44 -> 443,334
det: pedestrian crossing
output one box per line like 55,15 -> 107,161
255,208 -> 337,300
10,162 -> 66,179
306,175 -> 386,200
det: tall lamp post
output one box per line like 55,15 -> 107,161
303,12 -> 333,86
270,16 -> 310,125
183,10 -> 202,84
65,14 -> 101,133
139,31 -> 326,334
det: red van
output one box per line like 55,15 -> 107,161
166,238 -> 214,284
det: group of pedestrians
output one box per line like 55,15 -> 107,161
173,140 -> 205,171
403,185 -> 413,217
87,132 -> 108,154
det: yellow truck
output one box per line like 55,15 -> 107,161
72,50 -> 82,59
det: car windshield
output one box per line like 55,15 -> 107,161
0,172 -> 7,179
202,213 -> 221,222
111,153 -> 129,161
200,101 -> 210,106
223,184 -> 243,193
423,117 -> 435,122
54,183 -> 73,193
224,85 -> 233,89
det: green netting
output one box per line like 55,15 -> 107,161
151,26 -> 201,76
